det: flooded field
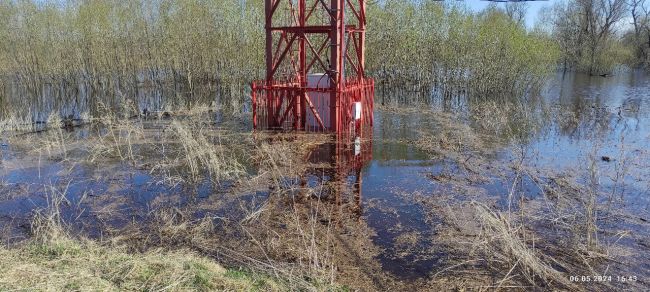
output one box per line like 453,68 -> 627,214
1,71 -> 649,290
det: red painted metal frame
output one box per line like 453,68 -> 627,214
253,0 -> 373,134
252,78 -> 373,133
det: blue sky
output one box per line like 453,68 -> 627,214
464,0 -> 648,32
464,0 -> 554,28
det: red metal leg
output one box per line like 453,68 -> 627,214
252,83 -> 257,130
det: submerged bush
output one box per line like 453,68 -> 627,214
0,0 -> 560,121
367,2 -> 560,103
0,0 -> 264,121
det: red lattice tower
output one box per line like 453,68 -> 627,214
252,0 -> 374,135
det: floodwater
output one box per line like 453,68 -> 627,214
1,70 -> 649,288
364,71 -> 650,279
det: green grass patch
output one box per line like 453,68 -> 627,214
0,237 -> 286,291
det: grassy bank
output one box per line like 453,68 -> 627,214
0,194 -> 292,292
0,236 -> 285,291
0,190 -> 344,292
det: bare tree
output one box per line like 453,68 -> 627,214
629,0 -> 645,36
505,1 -> 529,26
628,0 -> 650,67
546,2 -> 585,70
583,0 -> 628,73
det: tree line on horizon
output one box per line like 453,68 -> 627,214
0,0 -> 648,119
538,0 -> 649,74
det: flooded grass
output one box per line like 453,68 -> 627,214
1,72 -> 650,290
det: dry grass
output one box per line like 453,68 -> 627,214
251,134 -> 326,190
0,113 -> 34,132
472,202 -> 574,289
87,102 -> 144,163
165,120 -> 246,185
471,99 -> 544,144
29,113 -> 74,160
112,203 -> 342,292
402,108 -> 490,155
416,117 -> 484,156
410,109 -> 497,179
21,104 -> 251,189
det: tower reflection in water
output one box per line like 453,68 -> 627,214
300,132 -> 372,221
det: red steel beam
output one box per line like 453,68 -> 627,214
330,0 -> 341,132
269,25 -> 363,33
269,34 -> 298,79
345,32 -> 359,76
266,0 -> 366,82
358,0 -> 366,78
346,0 -> 361,24
298,0 -> 306,130
304,36 -> 329,74
271,32 -> 286,69
265,0 -> 273,81
304,93 -> 327,130
265,0 -> 281,27
305,0 -> 321,23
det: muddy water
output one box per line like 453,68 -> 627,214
1,70 -> 649,286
